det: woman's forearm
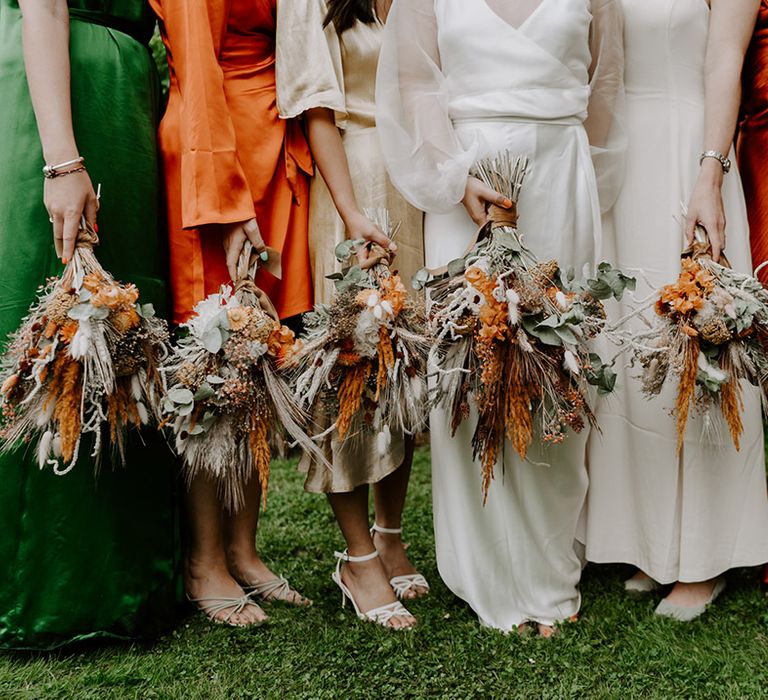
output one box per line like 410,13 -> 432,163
19,0 -> 79,164
700,0 -> 759,183
305,107 -> 360,226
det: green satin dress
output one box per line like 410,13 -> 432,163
0,0 -> 179,650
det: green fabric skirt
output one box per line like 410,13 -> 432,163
0,0 -> 180,650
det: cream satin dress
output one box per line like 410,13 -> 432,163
377,0 -> 624,629
276,0 -> 425,493
583,0 -> 768,583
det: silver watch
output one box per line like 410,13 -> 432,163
700,150 -> 731,174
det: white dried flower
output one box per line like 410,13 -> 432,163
563,349 -> 580,375
376,424 -> 392,457
69,319 -> 92,359
37,430 -> 54,468
555,291 -> 569,310
506,289 -> 521,326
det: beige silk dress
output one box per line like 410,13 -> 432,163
276,0 -> 425,493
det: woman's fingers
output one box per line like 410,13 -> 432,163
365,225 -> 396,253
243,218 -> 267,253
683,213 -> 697,246
358,245 -> 389,270
709,217 -> 726,263
479,182 -> 512,209
225,228 -> 247,281
51,213 -> 64,258
84,193 -> 98,231
61,212 -> 80,263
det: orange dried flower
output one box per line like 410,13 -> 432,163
60,321 -> 79,343
1,374 -> 19,395
227,306 -> 251,332
112,307 -> 141,334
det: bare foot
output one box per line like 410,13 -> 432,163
662,578 -> 719,608
372,529 -> 429,600
186,557 -> 268,626
538,624 -> 558,639
227,549 -> 311,607
340,554 -> 415,630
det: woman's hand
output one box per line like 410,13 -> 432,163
44,170 -> 98,262
344,210 -> 397,269
220,218 -> 266,280
684,160 -> 726,262
461,177 -> 512,226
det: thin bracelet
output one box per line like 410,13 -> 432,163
699,150 -> 731,174
43,156 -> 84,179
46,166 -> 87,179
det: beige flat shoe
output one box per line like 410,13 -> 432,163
654,578 -> 726,622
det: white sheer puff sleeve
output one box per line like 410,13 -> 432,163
375,0 -> 477,214
587,0 -> 626,213
276,0 -> 348,126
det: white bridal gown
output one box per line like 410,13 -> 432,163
583,0 -> 768,583
376,0 -> 624,629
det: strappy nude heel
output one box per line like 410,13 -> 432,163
332,549 -> 416,629
370,523 -> 430,599
187,593 -> 267,627
241,576 -> 312,607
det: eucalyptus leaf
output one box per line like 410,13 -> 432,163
334,238 -> 362,263
178,401 -> 195,417
206,374 -> 226,385
493,230 -> 522,252
554,326 -> 578,346
447,258 -> 467,278
194,383 -> 216,402
202,327 -> 224,354
168,387 -> 194,405
138,303 -> 156,319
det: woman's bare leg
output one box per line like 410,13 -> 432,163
371,437 -> 428,599
185,474 -> 266,624
328,485 -> 414,629
224,476 -> 310,606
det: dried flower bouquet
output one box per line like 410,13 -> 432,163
288,209 -> 430,455
159,245 -> 322,511
422,153 -> 634,499
631,227 -> 768,451
0,226 -> 168,474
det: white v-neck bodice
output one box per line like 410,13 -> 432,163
436,0 -> 592,124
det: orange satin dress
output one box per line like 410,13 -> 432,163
738,0 -> 768,285
151,0 -> 313,323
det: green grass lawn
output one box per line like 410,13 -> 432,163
1,447 -> 767,699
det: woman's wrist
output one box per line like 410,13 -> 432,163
340,207 -> 365,234
697,157 -> 725,187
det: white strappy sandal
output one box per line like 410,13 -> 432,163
241,576 -> 312,607
332,549 -> 416,629
187,593 -> 267,628
370,523 -> 430,600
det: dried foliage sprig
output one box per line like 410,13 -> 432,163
422,153 -> 634,499
0,225 -> 168,474
159,245 -> 324,512
288,209 -> 430,454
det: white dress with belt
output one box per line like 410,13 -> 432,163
376,0 -> 624,629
